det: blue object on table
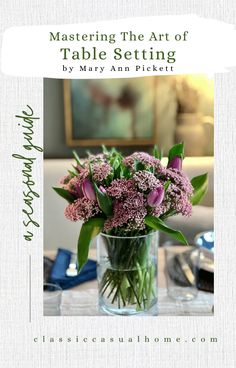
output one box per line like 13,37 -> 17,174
194,231 -> 214,253
49,248 -> 97,290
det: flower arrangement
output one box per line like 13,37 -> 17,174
54,143 -> 208,313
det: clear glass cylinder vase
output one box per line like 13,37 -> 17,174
97,232 -> 158,316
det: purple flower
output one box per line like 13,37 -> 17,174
67,176 -> 83,198
133,171 -> 161,192
123,152 -> 161,171
167,156 -> 182,171
99,185 -> 107,194
165,183 -> 192,217
162,168 -> 193,196
60,147 -> 195,230
106,179 -> 135,199
104,192 -> 147,233
64,197 -> 100,222
147,187 -> 165,207
92,162 -> 112,182
82,179 -> 96,201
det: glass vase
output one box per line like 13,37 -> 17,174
97,232 -> 158,316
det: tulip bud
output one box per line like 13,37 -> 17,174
167,156 -> 182,171
82,179 -> 96,201
147,187 -> 165,207
99,185 -> 107,194
76,184 -> 83,198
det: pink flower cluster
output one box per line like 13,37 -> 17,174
92,162 -> 112,182
165,183 -> 192,217
133,170 -> 161,192
157,168 -> 194,217
163,168 -> 193,196
104,192 -> 147,233
59,150 -> 194,234
65,197 -> 100,222
106,179 -> 135,199
61,174 -> 84,197
123,152 -> 161,170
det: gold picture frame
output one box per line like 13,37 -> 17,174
63,78 -> 157,147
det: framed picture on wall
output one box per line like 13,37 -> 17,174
63,77 -> 157,146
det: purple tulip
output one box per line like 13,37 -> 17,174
99,185 -> 107,194
82,179 -> 96,201
76,183 -> 83,198
147,187 -> 165,207
167,156 -> 182,171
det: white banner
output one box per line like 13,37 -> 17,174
1,15 -> 236,78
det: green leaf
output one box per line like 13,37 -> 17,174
72,150 -> 84,167
88,162 -> 93,177
94,183 -> 113,216
168,142 -> 184,163
159,149 -> 163,160
113,166 -> 121,179
53,187 -> 75,203
77,217 -> 105,272
145,215 -> 188,245
153,145 -> 158,159
102,145 -> 109,155
134,160 -> 146,171
120,165 -> 131,179
111,156 -> 121,171
190,173 -> 208,205
68,169 -> 77,177
164,180 -> 171,191
153,145 -> 163,160
160,208 -> 177,220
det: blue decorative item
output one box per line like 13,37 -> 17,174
194,231 -> 214,253
49,248 -> 97,290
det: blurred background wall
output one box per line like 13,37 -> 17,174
44,75 -> 214,158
